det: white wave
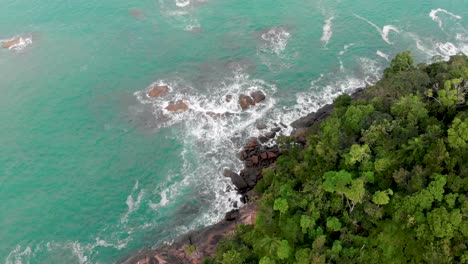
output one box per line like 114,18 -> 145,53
5,245 -> 33,264
436,42 -> 461,56
121,181 -> 144,224
429,8 -> 462,30
338,43 -> 354,55
149,189 -> 169,210
320,16 -> 334,45
71,242 -> 88,264
376,50 -> 390,61
354,14 -> 399,44
176,0 -> 190,7
1,35 -> 33,51
260,26 -> 291,54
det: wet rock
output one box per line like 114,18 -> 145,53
271,127 -> 281,133
239,150 -> 248,161
250,90 -> 266,103
225,94 -> 233,102
291,103 -> 334,128
280,122 -> 287,128
239,94 -> 255,110
265,131 -> 276,139
148,85 -> 169,97
245,137 -> 259,150
223,169 -> 248,191
224,209 -> 240,221
256,123 -> 267,130
258,135 -> 268,143
206,111 -> 222,119
260,152 -> 268,160
1,37 -> 20,49
165,100 -> 189,112
251,155 -> 259,165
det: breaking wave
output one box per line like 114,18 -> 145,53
429,8 -> 462,31
354,14 -> 399,44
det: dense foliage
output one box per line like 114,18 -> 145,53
207,52 -> 468,264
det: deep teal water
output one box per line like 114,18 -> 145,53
1,0 -> 466,263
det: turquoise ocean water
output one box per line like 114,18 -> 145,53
1,0 -> 466,262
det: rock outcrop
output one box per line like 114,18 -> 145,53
1,37 -> 21,49
166,100 -> 189,112
238,94 -> 255,110
148,85 -> 169,97
250,90 -> 266,103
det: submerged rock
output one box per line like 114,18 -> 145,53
148,85 -> 169,97
1,37 -> 21,49
239,94 -> 255,110
165,100 -> 189,112
250,90 -> 266,103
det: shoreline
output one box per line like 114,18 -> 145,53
119,87 -> 370,264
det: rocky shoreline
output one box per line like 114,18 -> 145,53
119,87 -> 369,264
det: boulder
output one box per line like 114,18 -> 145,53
148,85 -> 169,97
260,152 -> 268,160
223,169 -> 248,191
271,127 -> 281,133
245,137 -> 259,150
240,168 -> 262,188
265,131 -> 276,139
239,94 -> 255,110
256,123 -> 267,130
258,135 -> 268,143
251,155 -> 259,165
165,100 -> 189,112
239,150 -> 248,161
1,37 -> 20,49
224,209 -> 240,221
267,151 -> 278,159
225,94 -> 233,102
250,90 -> 266,103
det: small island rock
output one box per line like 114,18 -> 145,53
165,100 -> 189,112
239,94 -> 255,110
250,90 -> 266,103
148,85 -> 169,97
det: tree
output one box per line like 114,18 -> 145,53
385,51 -> 415,77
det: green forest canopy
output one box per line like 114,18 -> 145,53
207,52 -> 468,264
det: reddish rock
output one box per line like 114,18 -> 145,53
165,100 -> 189,112
250,90 -> 266,103
239,94 -> 255,110
148,85 -> 169,97
260,152 -> 268,160
267,151 -> 278,159
251,155 -> 259,165
245,137 -> 258,149
1,37 -> 20,49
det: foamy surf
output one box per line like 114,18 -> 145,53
320,16 -> 334,46
259,26 -> 291,55
354,14 -> 399,44
376,50 -> 390,61
429,8 -> 462,30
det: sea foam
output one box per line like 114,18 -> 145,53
429,8 -> 462,30
320,16 -> 334,46
354,14 -> 399,44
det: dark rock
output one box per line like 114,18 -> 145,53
206,111 -> 222,119
250,90 -> 266,103
240,168 -> 261,187
271,127 -> 281,133
290,103 -> 334,128
165,100 -> 189,112
233,201 -> 238,208
239,94 -> 255,110
258,136 -> 268,143
239,150 -> 248,161
240,195 -> 247,204
265,131 -> 276,139
260,152 -> 268,160
256,123 -> 267,130
245,160 -> 253,168
148,85 -> 169,97
223,169 -> 248,191
225,94 -> 233,102
280,122 -> 287,128
224,209 -> 240,221
251,155 -> 259,165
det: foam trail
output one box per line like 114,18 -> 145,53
376,50 -> 390,61
338,43 -> 354,55
429,8 -> 462,30
320,16 -> 335,45
354,14 -> 399,44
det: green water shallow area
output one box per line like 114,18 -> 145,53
0,0 -> 466,262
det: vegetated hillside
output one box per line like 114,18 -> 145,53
207,52 -> 468,264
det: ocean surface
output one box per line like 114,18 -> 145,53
0,0 -> 466,263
